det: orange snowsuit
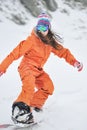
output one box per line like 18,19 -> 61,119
0,29 -> 76,108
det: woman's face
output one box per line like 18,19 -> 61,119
40,30 -> 49,36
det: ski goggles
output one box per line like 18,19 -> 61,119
36,25 -> 49,32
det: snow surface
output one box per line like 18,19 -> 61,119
0,1 -> 87,130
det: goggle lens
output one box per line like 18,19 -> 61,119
37,25 -> 49,32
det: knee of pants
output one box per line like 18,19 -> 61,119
42,82 -> 54,95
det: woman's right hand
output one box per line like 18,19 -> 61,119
0,71 -> 4,76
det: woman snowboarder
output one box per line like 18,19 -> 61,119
0,13 -> 83,125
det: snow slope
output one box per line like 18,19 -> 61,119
0,0 -> 87,130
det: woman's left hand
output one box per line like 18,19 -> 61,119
74,61 -> 83,72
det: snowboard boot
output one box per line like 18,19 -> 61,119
11,102 -> 34,125
34,107 -> 42,112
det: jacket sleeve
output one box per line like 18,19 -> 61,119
52,45 -> 76,66
0,36 -> 33,73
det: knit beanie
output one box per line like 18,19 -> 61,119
36,13 -> 51,29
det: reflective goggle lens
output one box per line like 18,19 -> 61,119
37,25 -> 49,32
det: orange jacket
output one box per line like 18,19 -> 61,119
0,29 -> 76,73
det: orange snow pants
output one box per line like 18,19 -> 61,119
15,65 -> 54,108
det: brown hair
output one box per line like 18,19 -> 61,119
36,29 -> 63,50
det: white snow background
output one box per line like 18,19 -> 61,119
0,0 -> 87,130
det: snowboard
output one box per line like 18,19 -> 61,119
0,108 -> 44,129
0,121 -> 39,129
